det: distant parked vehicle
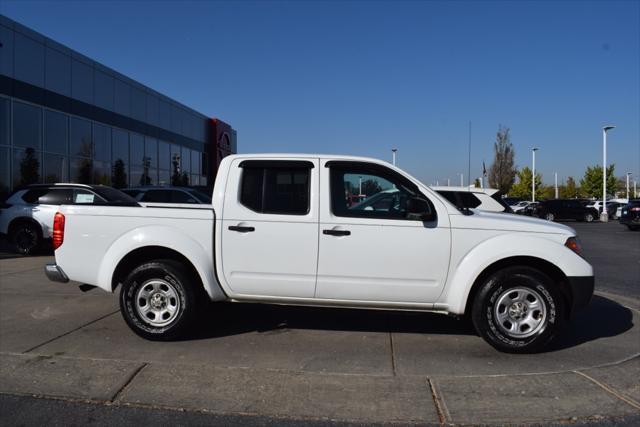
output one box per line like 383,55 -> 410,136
512,200 -> 533,214
619,200 -> 640,231
503,197 -> 523,207
534,199 -> 598,222
122,186 -> 212,205
520,202 -> 539,216
0,184 -> 139,254
431,187 -> 512,213
606,202 -> 624,220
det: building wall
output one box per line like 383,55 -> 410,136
0,15 -> 234,199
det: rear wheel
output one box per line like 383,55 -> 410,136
120,259 -> 199,340
10,222 -> 41,255
471,266 -> 564,353
545,212 -> 555,221
627,225 -> 639,231
584,213 -> 595,222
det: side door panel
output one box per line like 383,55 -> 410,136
316,160 -> 451,303
220,158 -> 320,298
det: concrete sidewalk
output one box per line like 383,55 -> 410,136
1,254 -> 639,425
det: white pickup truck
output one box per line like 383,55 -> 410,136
45,154 -> 594,353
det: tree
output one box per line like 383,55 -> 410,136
509,167 -> 542,200
171,155 -> 182,186
488,126 -> 516,194
579,165 -> 617,198
473,178 -> 481,188
140,156 -> 152,186
560,176 -> 580,199
77,158 -> 92,184
19,147 -> 40,185
112,159 -> 128,189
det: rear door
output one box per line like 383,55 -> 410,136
220,158 -> 320,298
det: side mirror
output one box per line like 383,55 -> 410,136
406,197 -> 436,221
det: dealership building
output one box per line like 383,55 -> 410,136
0,15 -> 236,198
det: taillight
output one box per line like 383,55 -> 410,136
565,236 -> 582,257
52,212 -> 65,250
630,207 -> 640,212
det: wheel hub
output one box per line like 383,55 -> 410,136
508,302 -> 527,319
149,293 -> 166,310
494,287 -> 547,338
134,279 -> 181,327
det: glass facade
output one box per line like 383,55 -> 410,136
0,15 -> 227,199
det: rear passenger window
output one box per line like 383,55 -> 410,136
239,161 -> 312,215
37,189 -> 73,205
73,189 -> 103,204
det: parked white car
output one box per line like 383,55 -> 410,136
45,154 -> 594,353
512,200 -> 533,213
0,184 -> 138,254
430,186 -> 511,213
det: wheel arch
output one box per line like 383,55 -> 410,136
110,245 -> 226,302
463,256 -> 573,319
8,216 -> 44,237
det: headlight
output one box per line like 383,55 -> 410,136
565,237 -> 583,257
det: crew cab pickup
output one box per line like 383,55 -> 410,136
45,154 -> 594,352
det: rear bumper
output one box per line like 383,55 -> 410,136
44,264 -> 69,283
567,275 -> 594,317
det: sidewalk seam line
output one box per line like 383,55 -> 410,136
22,310 -> 119,354
573,370 -> 640,411
110,362 -> 148,403
427,378 -> 450,425
389,332 -> 396,376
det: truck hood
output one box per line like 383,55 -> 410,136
449,209 -> 576,236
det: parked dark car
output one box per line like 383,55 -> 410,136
533,199 -> 598,222
122,186 -> 212,204
619,200 -> 640,231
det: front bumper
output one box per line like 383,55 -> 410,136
567,276 -> 595,317
45,264 -> 69,283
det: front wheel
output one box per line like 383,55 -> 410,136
545,212 -> 555,221
120,259 -> 199,340
471,266 -> 564,353
584,213 -> 595,222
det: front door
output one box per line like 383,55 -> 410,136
220,158 -> 320,298
316,160 -> 451,304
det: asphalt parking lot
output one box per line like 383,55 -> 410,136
0,221 -> 638,426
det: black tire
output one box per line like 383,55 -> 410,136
10,222 -> 42,255
471,266 -> 564,353
545,212 -> 555,221
119,259 -> 199,340
584,212 -> 595,222
627,225 -> 639,231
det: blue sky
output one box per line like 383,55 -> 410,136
2,0 -> 639,186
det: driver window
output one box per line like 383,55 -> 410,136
330,166 -> 424,220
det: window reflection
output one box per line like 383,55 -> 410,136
43,154 -> 68,183
70,117 -> 92,158
44,110 -> 68,155
13,148 -> 41,186
13,102 -> 41,149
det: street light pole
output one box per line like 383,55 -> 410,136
532,148 -> 539,202
359,176 -> 362,196
458,173 -> 463,187
626,172 -> 632,200
554,172 -> 558,199
391,148 -> 397,166
601,126 -> 615,222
